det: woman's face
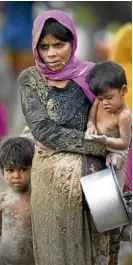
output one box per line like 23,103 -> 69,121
37,34 -> 72,71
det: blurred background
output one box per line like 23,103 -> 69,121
0,2 -> 132,264
0,1 -> 132,138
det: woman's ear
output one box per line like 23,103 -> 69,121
121,85 -> 128,96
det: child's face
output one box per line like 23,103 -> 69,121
97,86 -> 127,113
4,166 -> 31,190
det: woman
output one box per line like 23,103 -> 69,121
18,10 -> 125,265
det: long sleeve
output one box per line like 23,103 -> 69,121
19,68 -> 106,156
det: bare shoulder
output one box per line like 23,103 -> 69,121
118,105 -> 132,124
0,191 -> 6,207
0,191 -> 6,200
0,190 -> 20,210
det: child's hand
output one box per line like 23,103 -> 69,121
90,134 -> 108,144
85,123 -> 97,139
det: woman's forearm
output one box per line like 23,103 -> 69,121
19,69 -> 106,156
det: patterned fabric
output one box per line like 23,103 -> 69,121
31,151 -> 110,265
19,66 -> 120,265
108,228 -> 120,265
19,67 -> 106,156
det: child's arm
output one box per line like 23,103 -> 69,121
92,111 -> 131,150
106,111 -> 131,150
0,193 -> 5,237
86,99 -> 99,136
0,192 -> 4,210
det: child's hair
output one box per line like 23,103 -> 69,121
0,137 -> 35,173
87,61 -> 127,96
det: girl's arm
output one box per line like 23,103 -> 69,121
0,192 -> 5,236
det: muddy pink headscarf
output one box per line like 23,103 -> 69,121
0,103 -> 7,138
32,9 -> 95,103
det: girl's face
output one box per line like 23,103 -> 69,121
37,34 -> 72,71
97,86 -> 127,113
4,166 -> 31,190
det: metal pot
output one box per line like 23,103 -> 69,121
80,163 -> 130,233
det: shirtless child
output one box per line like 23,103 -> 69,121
86,61 -> 132,241
0,137 -> 35,265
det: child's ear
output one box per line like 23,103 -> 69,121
121,85 -> 128,96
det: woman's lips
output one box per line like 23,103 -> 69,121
47,61 -> 60,67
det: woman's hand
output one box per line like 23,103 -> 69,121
106,152 -> 127,170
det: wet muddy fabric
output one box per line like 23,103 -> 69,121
19,66 -> 120,265
31,151 -> 110,265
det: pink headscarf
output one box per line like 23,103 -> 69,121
0,103 -> 7,138
32,9 -> 95,103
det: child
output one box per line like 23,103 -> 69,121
0,137 -> 35,265
86,61 -> 132,241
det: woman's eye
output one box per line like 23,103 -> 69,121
55,43 -> 62,47
39,44 -> 48,49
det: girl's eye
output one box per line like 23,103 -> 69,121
20,168 -> 28,172
6,169 -> 14,173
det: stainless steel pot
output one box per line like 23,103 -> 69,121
80,163 -> 129,233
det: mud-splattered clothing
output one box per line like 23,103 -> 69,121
0,187 -> 35,265
19,66 -> 120,265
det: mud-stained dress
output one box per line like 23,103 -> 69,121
19,66 -> 120,265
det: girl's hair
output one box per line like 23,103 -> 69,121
0,137 -> 35,172
87,61 -> 127,96
38,18 -> 73,44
